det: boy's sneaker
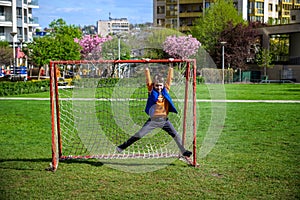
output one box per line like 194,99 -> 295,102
116,147 -> 123,153
183,150 -> 192,157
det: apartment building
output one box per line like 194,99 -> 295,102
97,17 -> 130,36
153,0 -> 300,31
0,0 -> 39,44
153,0 -> 211,32
290,8 -> 300,23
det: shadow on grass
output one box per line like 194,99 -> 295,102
0,158 -> 105,171
61,158 -> 179,167
0,157 -> 186,173
62,159 -> 104,167
0,158 -> 51,163
0,158 -> 52,171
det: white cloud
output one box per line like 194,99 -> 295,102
56,7 -> 84,13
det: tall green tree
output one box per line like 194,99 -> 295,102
24,18 -> 82,67
256,48 -> 274,78
190,0 -> 244,54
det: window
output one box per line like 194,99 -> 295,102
291,15 -> 296,21
256,2 -> 264,14
157,6 -> 165,14
0,6 -> 4,16
17,8 -> 22,18
269,3 -> 273,11
248,2 -> 254,14
0,27 -> 4,36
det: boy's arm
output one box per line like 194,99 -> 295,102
145,68 -> 152,92
165,67 -> 173,92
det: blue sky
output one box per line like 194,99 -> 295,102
35,0 -> 153,28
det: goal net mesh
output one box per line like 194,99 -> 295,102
50,59 -> 196,168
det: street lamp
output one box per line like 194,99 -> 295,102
10,32 -> 17,75
117,35 -> 121,78
19,38 -> 23,49
220,41 -> 227,84
118,35 -> 121,60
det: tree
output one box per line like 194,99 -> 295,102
190,0 -> 244,54
134,28 -> 184,59
74,34 -> 113,59
256,48 -> 273,78
270,35 -> 289,62
214,21 -> 259,70
24,18 -> 82,68
101,36 -> 131,60
163,35 -> 201,59
100,36 -> 132,77
0,41 -> 13,66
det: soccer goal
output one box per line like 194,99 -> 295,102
49,59 -> 198,171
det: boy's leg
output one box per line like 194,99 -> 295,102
162,120 -> 192,157
117,118 -> 156,150
117,136 -> 140,150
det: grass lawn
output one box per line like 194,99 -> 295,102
0,84 -> 299,199
9,83 -> 300,100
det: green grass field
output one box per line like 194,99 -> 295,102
10,83 -> 300,100
0,84 -> 299,199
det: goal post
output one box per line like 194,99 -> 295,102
49,59 -> 198,171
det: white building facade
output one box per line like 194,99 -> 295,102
97,18 -> 130,36
0,0 -> 39,43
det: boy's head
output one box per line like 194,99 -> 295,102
153,74 -> 164,92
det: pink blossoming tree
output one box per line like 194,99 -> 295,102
163,35 -> 201,59
74,35 -> 112,59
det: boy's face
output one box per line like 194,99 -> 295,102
154,82 -> 164,92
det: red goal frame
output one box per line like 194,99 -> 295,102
49,59 -> 198,171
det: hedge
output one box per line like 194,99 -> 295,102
0,80 -> 50,96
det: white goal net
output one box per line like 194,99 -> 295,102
50,59 -> 197,171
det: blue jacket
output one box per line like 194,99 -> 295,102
145,87 -> 178,115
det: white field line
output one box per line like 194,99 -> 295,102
0,97 -> 300,103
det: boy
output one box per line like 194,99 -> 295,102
116,67 -> 192,157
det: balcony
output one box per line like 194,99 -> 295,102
28,0 -> 39,8
166,11 -> 178,17
180,0 -> 200,4
254,8 -> 264,16
282,0 -> 292,3
281,10 -> 290,18
28,16 -> 39,26
166,0 -> 178,4
0,0 -> 11,6
0,13 -> 12,22
179,11 -> 202,18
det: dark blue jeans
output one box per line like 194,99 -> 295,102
118,118 -> 186,153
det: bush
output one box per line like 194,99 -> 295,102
196,76 -> 205,84
0,80 -> 50,96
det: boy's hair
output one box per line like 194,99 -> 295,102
153,73 -> 164,83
